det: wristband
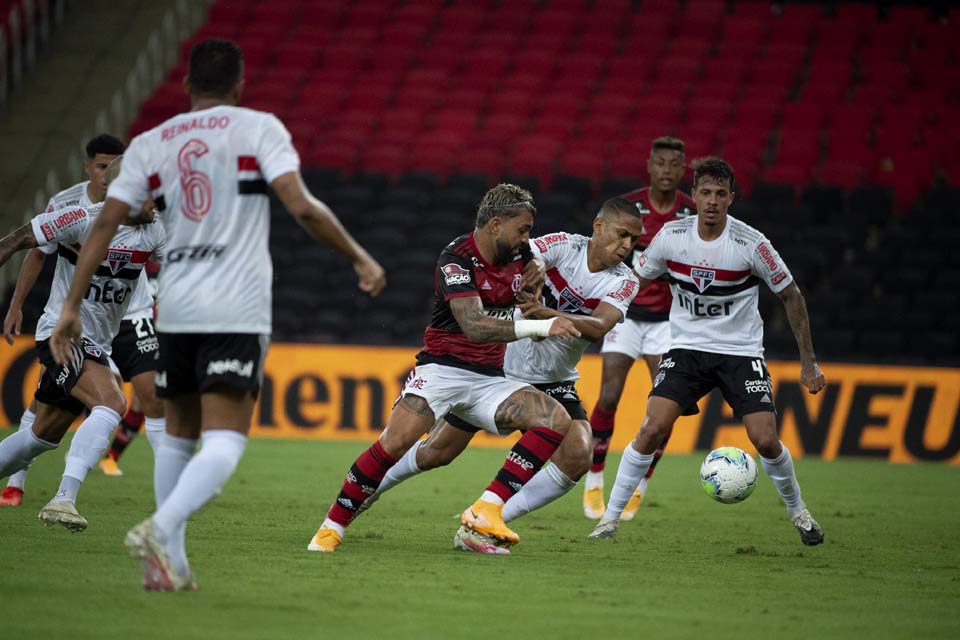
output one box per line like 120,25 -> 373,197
514,318 -> 555,338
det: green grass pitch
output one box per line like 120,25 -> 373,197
1,427 -> 958,640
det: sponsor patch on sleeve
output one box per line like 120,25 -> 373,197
771,271 -> 788,285
441,263 -> 471,286
40,223 -> 55,241
756,242 -> 779,272
609,279 -> 638,302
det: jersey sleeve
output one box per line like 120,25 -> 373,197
149,223 -> 167,265
436,249 -> 478,301
636,227 -> 669,279
258,114 -> 301,183
529,232 -> 571,270
600,271 -> 640,321
752,235 -> 794,293
30,206 -> 91,249
106,134 -> 150,212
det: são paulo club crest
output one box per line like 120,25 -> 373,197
690,268 -> 715,293
107,249 -> 133,275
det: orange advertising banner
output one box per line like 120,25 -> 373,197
1,338 -> 958,464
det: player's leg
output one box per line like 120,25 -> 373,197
503,417 -> 590,523
622,352 -> 671,520
101,391 -> 143,475
1,399 -> 41,505
459,384 -> 571,547
309,393 -> 437,552
363,415 -> 476,512
0,399 -> 73,488
585,350 -> 634,518
39,359 -> 127,531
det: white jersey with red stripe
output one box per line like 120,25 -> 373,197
504,232 -> 639,383
30,203 -> 165,354
106,105 -> 300,334
637,215 -> 793,357
43,181 -> 155,321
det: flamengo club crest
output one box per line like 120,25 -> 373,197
690,268 -> 715,293
107,248 -> 133,275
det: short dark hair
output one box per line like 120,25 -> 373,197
188,39 -> 243,98
599,196 -> 641,220
651,136 -> 685,155
85,134 -> 125,158
476,183 -> 536,227
692,156 -> 735,189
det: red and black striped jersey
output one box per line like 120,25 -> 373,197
621,187 -> 696,322
417,233 -> 531,376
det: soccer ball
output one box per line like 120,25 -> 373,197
699,446 -> 758,504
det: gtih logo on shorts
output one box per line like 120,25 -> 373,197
206,359 -> 255,378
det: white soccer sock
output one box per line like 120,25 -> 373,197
0,423 -> 57,479
154,432 -> 197,508
503,464 -> 576,523
5,409 -> 37,489
59,406 -> 121,501
760,443 -> 805,516
584,469 -> 604,490
151,430 -> 247,575
374,440 -> 424,497
603,445 -> 654,522
143,416 -> 167,454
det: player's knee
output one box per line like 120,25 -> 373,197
552,423 -> 591,479
97,388 -> 127,417
596,385 -> 624,411
636,414 -> 670,450
751,433 -> 781,459
544,408 -> 572,437
416,442 -> 457,470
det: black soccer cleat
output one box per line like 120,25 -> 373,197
791,508 -> 824,546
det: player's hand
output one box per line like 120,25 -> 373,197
354,256 -> 386,297
3,306 -> 22,345
548,317 -> 580,340
516,291 -> 548,319
519,258 -> 545,299
800,361 -> 826,394
49,307 -> 82,365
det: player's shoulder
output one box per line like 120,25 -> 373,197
659,215 -> 696,235
441,233 -> 474,258
533,231 -> 580,253
48,181 -> 88,210
607,260 -> 638,282
726,216 -> 763,247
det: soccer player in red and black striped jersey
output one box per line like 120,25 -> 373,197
309,184 -> 580,553
585,136 -> 696,521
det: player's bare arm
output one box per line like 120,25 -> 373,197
777,282 -> 826,394
517,294 -> 623,342
494,386 -> 569,432
271,171 -> 386,296
48,197 -> 130,365
0,223 -> 39,268
518,257 -> 545,298
450,295 -> 581,342
3,248 -> 46,344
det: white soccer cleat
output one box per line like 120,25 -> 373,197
587,517 -> 620,540
125,519 -> 194,591
38,499 -> 88,532
453,525 -> 511,555
791,508 -> 824,546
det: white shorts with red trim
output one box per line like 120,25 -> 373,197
400,363 -> 531,435
600,318 -> 671,359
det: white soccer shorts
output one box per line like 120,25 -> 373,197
400,363 -> 531,436
600,318 -> 671,359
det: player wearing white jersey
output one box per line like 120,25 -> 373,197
49,39 -> 385,591
588,157 -> 827,546
0,162 -> 163,532
0,136 -> 167,506
355,199 -> 641,554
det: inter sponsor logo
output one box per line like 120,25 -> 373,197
756,243 -> 779,272
690,268 -> 715,293
441,263 -> 471,286
677,291 -> 735,317
206,359 -> 255,378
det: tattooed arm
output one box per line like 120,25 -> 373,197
450,296 -> 580,343
0,223 -> 39,268
777,282 -> 826,394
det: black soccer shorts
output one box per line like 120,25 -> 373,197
34,337 -> 111,415
155,333 -> 270,398
110,317 -> 159,381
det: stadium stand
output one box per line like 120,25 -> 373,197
6,0 -> 959,365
